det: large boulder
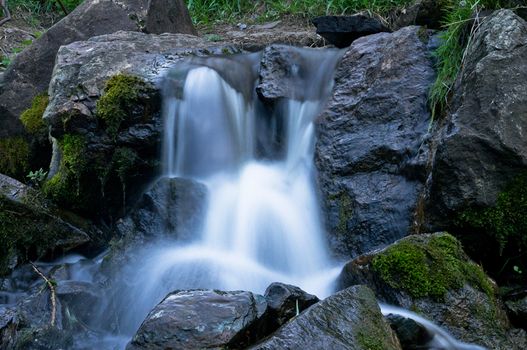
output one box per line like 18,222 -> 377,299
0,173 -> 94,276
337,232 -> 527,349
41,31 -> 238,219
315,26 -> 436,259
127,289 -> 267,349
0,0 -> 196,129
427,9 -> 527,225
249,285 -> 401,350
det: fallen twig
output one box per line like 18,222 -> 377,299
0,0 -> 11,27
30,262 -> 57,327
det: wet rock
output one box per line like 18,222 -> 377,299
127,289 -> 267,349
249,285 -> 401,350
426,10 -> 527,228
505,293 -> 527,330
312,15 -> 391,48
263,282 -> 319,327
0,174 -> 93,275
0,0 -> 196,130
337,233 -> 527,349
384,314 -> 432,350
56,281 -> 101,328
116,177 -> 208,241
42,31 -> 238,218
256,45 -> 342,102
315,26 -> 435,259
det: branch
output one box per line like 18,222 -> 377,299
31,262 -> 57,327
0,0 -> 11,27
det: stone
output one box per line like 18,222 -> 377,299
315,26 -> 436,259
336,233 -> 527,349
389,0 -> 445,30
0,0 -> 196,131
263,282 -> 319,327
249,285 -> 401,350
116,177 -> 208,241
56,281 -> 101,328
312,15 -> 391,48
505,293 -> 527,330
127,289 -> 267,349
426,10 -> 527,228
42,31 -> 238,218
0,174 -> 94,275
384,314 -> 433,350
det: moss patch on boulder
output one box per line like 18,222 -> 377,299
20,94 -> 49,134
0,136 -> 30,179
372,233 -> 494,300
96,74 -> 152,138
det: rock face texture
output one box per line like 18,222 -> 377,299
0,173 -> 94,275
249,285 -> 401,350
312,15 -> 391,48
337,233 -> 527,349
127,289 -> 267,349
315,26 -> 436,259
41,31 -> 237,218
426,10 -> 527,228
0,0 -> 196,132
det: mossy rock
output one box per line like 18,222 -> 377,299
371,233 -> 494,300
0,136 -> 30,180
20,94 -> 49,135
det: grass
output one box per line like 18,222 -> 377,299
187,0 -> 416,25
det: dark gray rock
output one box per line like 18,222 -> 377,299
0,174 -> 93,275
315,26 -> 435,259
0,0 -> 196,131
337,233 -> 527,349
426,10 -> 527,229
249,285 -> 401,350
263,282 -> 319,327
56,281 -> 101,328
385,314 -> 433,350
127,289 -> 267,350
312,15 -> 391,48
505,293 -> 527,330
116,177 -> 208,241
42,31 -> 238,218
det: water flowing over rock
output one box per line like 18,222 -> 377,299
337,233 -> 527,349
426,10 -> 527,228
249,285 -> 401,350
41,31 -> 238,218
0,0 -> 196,132
315,26 -> 436,259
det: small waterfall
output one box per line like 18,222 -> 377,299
106,49 -> 344,338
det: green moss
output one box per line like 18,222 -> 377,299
0,136 -> 30,179
96,74 -> 149,138
459,173 -> 527,254
372,233 -> 494,300
20,94 -> 48,134
60,134 -> 87,179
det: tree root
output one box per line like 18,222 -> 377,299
0,0 -> 11,27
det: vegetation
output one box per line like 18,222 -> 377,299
0,136 -> 30,179
20,94 -> 48,134
372,233 -> 494,299
96,74 -> 150,138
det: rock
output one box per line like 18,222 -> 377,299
41,31 -> 238,218
116,177 -> 208,241
0,0 -> 196,129
256,45 -> 342,102
384,314 -> 432,350
427,10 -> 527,226
0,173 -> 94,275
312,15 -> 391,48
315,26 -> 435,259
127,289 -> 267,349
56,281 -> 101,328
505,293 -> 527,330
336,232 -> 527,349
263,282 -> 319,327
249,285 -> 401,350
389,0 -> 445,30
145,0 -> 197,35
